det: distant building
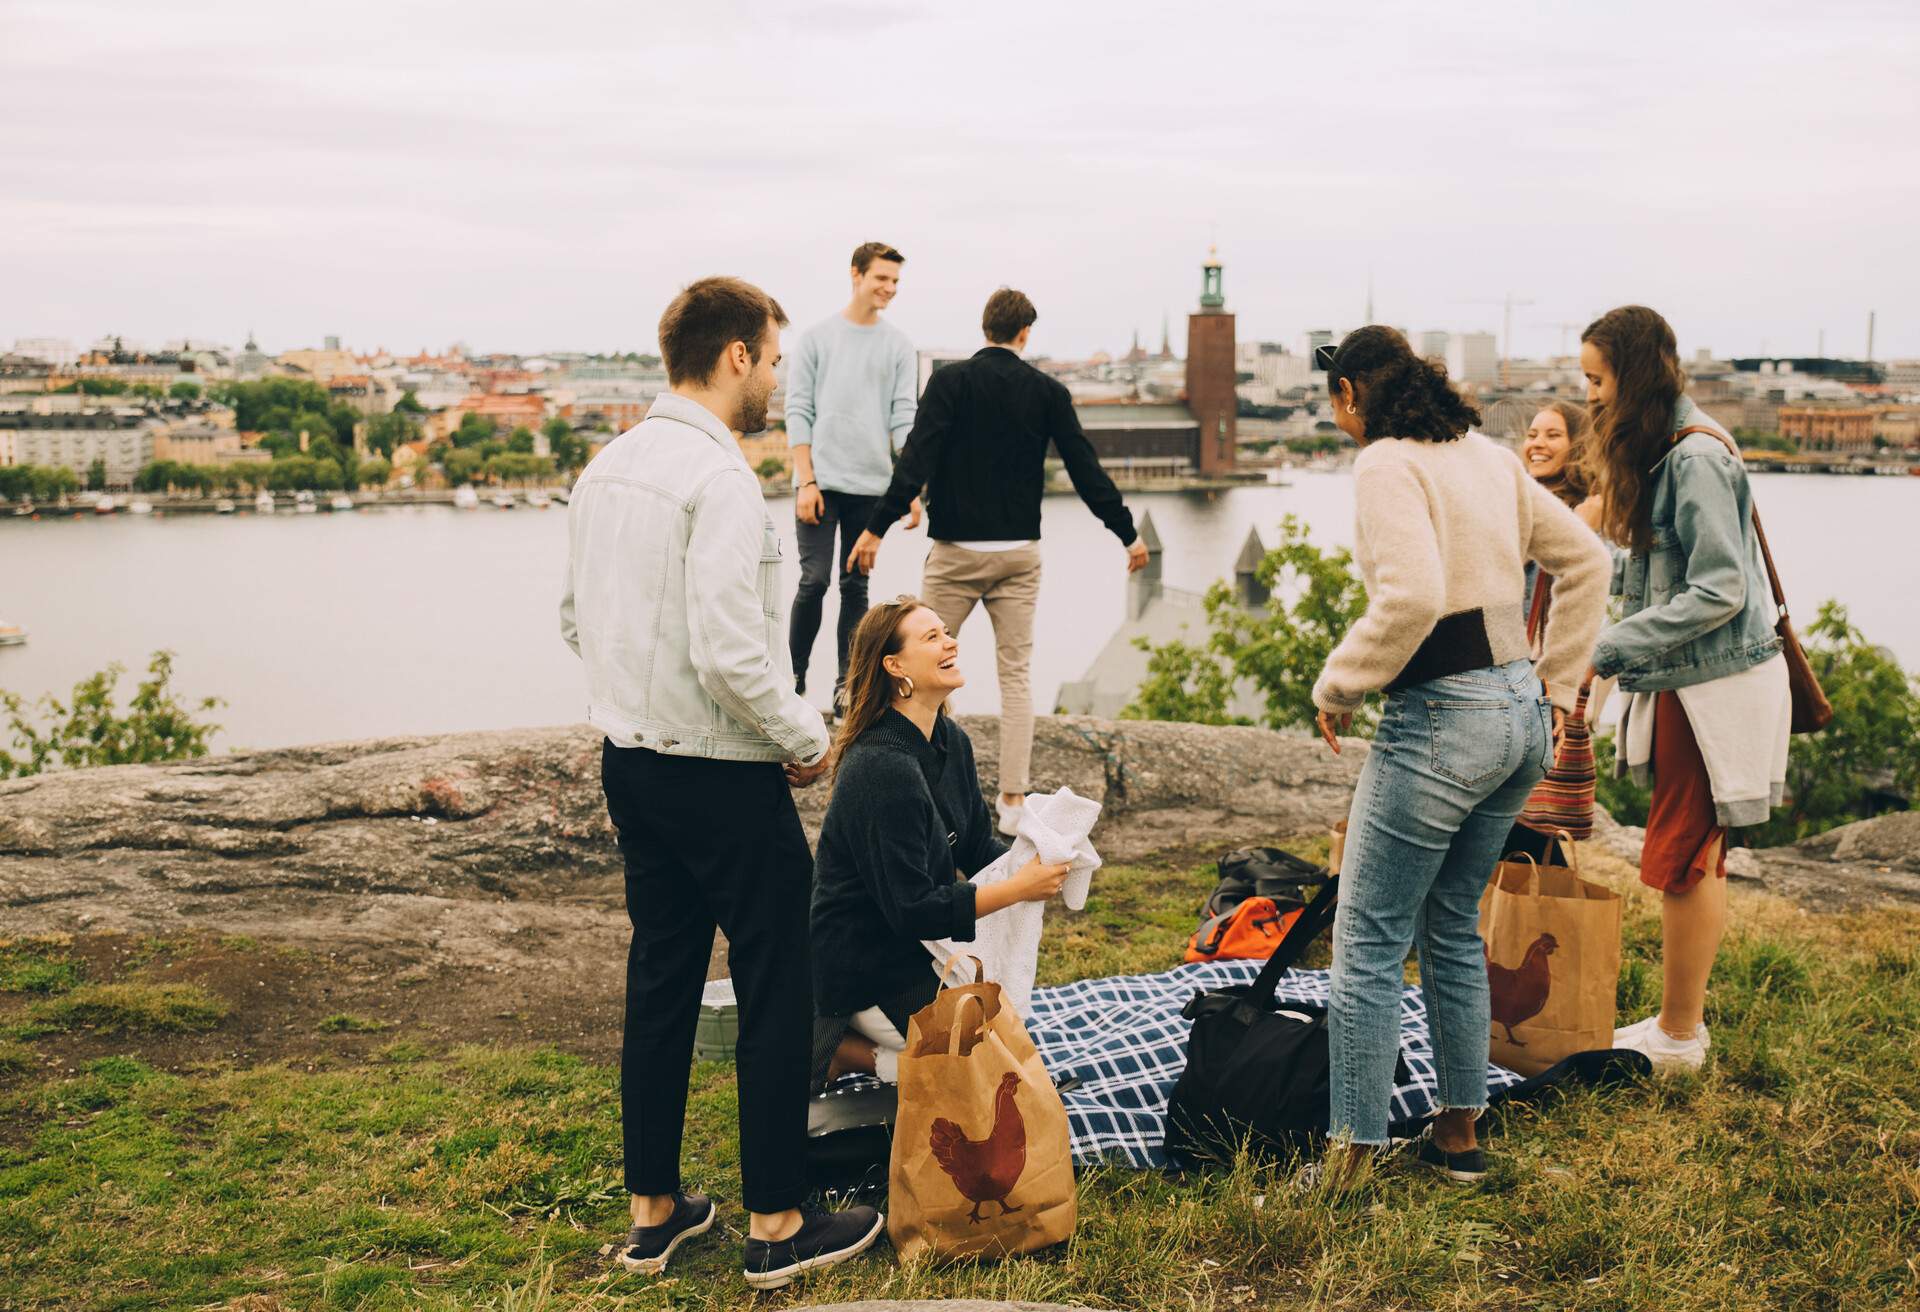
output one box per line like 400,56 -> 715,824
276,347 -> 361,381
1778,405 -> 1878,453
1418,330 -> 1450,362
1304,329 -> 1335,364
1056,513 -> 1273,720
441,392 -> 547,437
0,401 -> 158,487
1075,401 -> 1202,478
234,332 -> 272,379
0,353 -> 52,395
1186,248 -> 1237,475
1448,331 -> 1498,386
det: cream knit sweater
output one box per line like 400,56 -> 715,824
1311,433 -> 1611,714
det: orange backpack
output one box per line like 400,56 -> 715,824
1185,896 -> 1303,963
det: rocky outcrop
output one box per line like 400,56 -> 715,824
0,716 -> 1365,970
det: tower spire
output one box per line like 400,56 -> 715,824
1160,312 -> 1172,360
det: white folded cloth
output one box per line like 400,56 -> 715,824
925,786 -> 1103,1016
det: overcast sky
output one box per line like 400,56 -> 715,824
5,0 -> 1917,363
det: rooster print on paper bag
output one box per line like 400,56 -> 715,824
928,1072 -> 1027,1223
1485,932 -> 1558,1044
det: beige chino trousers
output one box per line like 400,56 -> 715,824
919,541 -> 1042,796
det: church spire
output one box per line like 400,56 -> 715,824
1159,312 -> 1172,359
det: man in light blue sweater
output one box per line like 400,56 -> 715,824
784,241 -> 921,715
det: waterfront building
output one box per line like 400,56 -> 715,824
1875,406 -> 1919,450
1778,405 -> 1878,454
0,403 -> 158,487
1056,514 -> 1271,720
440,392 -> 547,437
1187,248 -> 1238,476
0,353 -> 53,395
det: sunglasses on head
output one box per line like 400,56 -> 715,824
1313,343 -> 1340,374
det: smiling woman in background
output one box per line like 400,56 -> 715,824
1521,401 -> 1600,524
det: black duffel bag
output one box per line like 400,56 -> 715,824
1166,874 -> 1395,1166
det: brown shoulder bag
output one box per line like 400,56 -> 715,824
1673,425 -> 1833,734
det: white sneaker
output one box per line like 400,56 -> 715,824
1613,1016 -> 1709,1074
1614,1014 -> 1710,1050
996,797 -> 1025,837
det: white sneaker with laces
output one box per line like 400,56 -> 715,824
1614,1014 -> 1710,1050
1613,1016 -> 1709,1073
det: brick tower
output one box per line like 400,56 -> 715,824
1186,247 -> 1237,475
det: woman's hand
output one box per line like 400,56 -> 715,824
1012,858 -> 1072,903
1316,709 -> 1352,755
1551,705 -> 1568,753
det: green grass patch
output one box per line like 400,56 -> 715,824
0,1039 -> 34,1077
317,1012 -> 391,1034
0,949 -> 79,995
1,856 -> 1915,1310
15,981 -> 227,1037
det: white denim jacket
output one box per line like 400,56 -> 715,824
560,393 -> 829,764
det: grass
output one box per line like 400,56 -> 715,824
13,981 -> 228,1038
1,849 -> 1916,1310
317,1013 -> 393,1034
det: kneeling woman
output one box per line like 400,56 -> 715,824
809,596 -> 1069,1090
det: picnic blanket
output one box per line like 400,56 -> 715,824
1024,960 -> 1527,1168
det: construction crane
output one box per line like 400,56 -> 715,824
1540,321 -> 1585,359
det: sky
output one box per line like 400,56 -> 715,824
4,0 -> 1918,363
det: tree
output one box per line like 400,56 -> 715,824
1,650 -> 222,779
365,410 -> 421,459
507,425 -> 536,454
543,417 -> 589,470
311,458 -> 345,492
755,456 -> 787,481
86,458 -> 109,491
452,414 -> 497,448
169,381 -> 203,401
443,448 -> 483,485
222,379 -> 331,431
1122,515 -> 1373,734
394,389 -> 426,415
357,456 -> 392,489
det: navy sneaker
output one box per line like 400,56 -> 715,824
1413,1128 -> 1487,1184
742,1205 -> 885,1291
617,1192 -> 716,1275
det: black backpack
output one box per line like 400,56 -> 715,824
1204,846 -> 1331,921
1165,873 -> 1404,1166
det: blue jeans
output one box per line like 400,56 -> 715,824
1329,659 -> 1552,1144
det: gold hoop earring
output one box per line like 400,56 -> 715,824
1345,401 -> 1357,415
895,676 -> 914,700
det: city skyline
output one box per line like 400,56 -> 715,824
5,0 -> 1918,361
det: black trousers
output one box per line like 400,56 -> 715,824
602,741 -> 814,1214
789,489 -> 881,695
807,969 -> 941,1094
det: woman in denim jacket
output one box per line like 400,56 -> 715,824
1309,328 -> 1610,1183
1580,306 -> 1790,1074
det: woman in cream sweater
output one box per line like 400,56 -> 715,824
1309,327 -> 1610,1182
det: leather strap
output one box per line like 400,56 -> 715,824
1672,425 -> 1790,620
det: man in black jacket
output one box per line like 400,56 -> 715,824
847,287 -> 1147,834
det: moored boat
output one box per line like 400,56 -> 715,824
452,485 -> 480,510
328,493 -> 355,512
216,498 -> 236,514
0,619 -> 26,648
294,490 -> 317,514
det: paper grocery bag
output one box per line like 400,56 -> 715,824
1478,838 -> 1622,1077
889,967 -> 1076,1262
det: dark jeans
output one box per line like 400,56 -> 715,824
602,741 -> 814,1214
790,489 -> 881,696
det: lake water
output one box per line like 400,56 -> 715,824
1,470 -> 1914,752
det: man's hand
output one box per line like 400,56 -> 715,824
904,496 -> 923,530
785,757 -> 829,788
1126,538 -> 1149,573
795,483 -> 824,526
1316,709 -> 1352,755
846,529 -> 882,575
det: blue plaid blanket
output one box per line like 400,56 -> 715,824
1025,961 -> 1526,1168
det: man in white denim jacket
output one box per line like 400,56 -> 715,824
560,276 -> 883,1288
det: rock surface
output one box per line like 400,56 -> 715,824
0,716 -> 1366,971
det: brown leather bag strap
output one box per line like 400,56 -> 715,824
1525,569 -> 1551,644
1673,424 -> 1791,619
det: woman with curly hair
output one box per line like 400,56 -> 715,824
1309,326 -> 1611,1182
1580,306 -> 1790,1075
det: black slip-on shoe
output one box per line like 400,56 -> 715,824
1413,1130 -> 1487,1184
617,1192 -> 716,1275
742,1205 -> 885,1291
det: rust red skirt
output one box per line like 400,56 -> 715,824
1640,690 -> 1727,894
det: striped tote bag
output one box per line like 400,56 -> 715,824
1517,678 -> 1596,840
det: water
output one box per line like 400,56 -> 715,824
1,470 -> 1914,752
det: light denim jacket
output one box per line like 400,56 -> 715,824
1590,399 -> 1781,692
560,393 -> 829,764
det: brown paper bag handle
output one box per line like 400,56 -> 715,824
947,991 -> 985,1056
937,953 -> 984,990
1550,829 -> 1581,874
